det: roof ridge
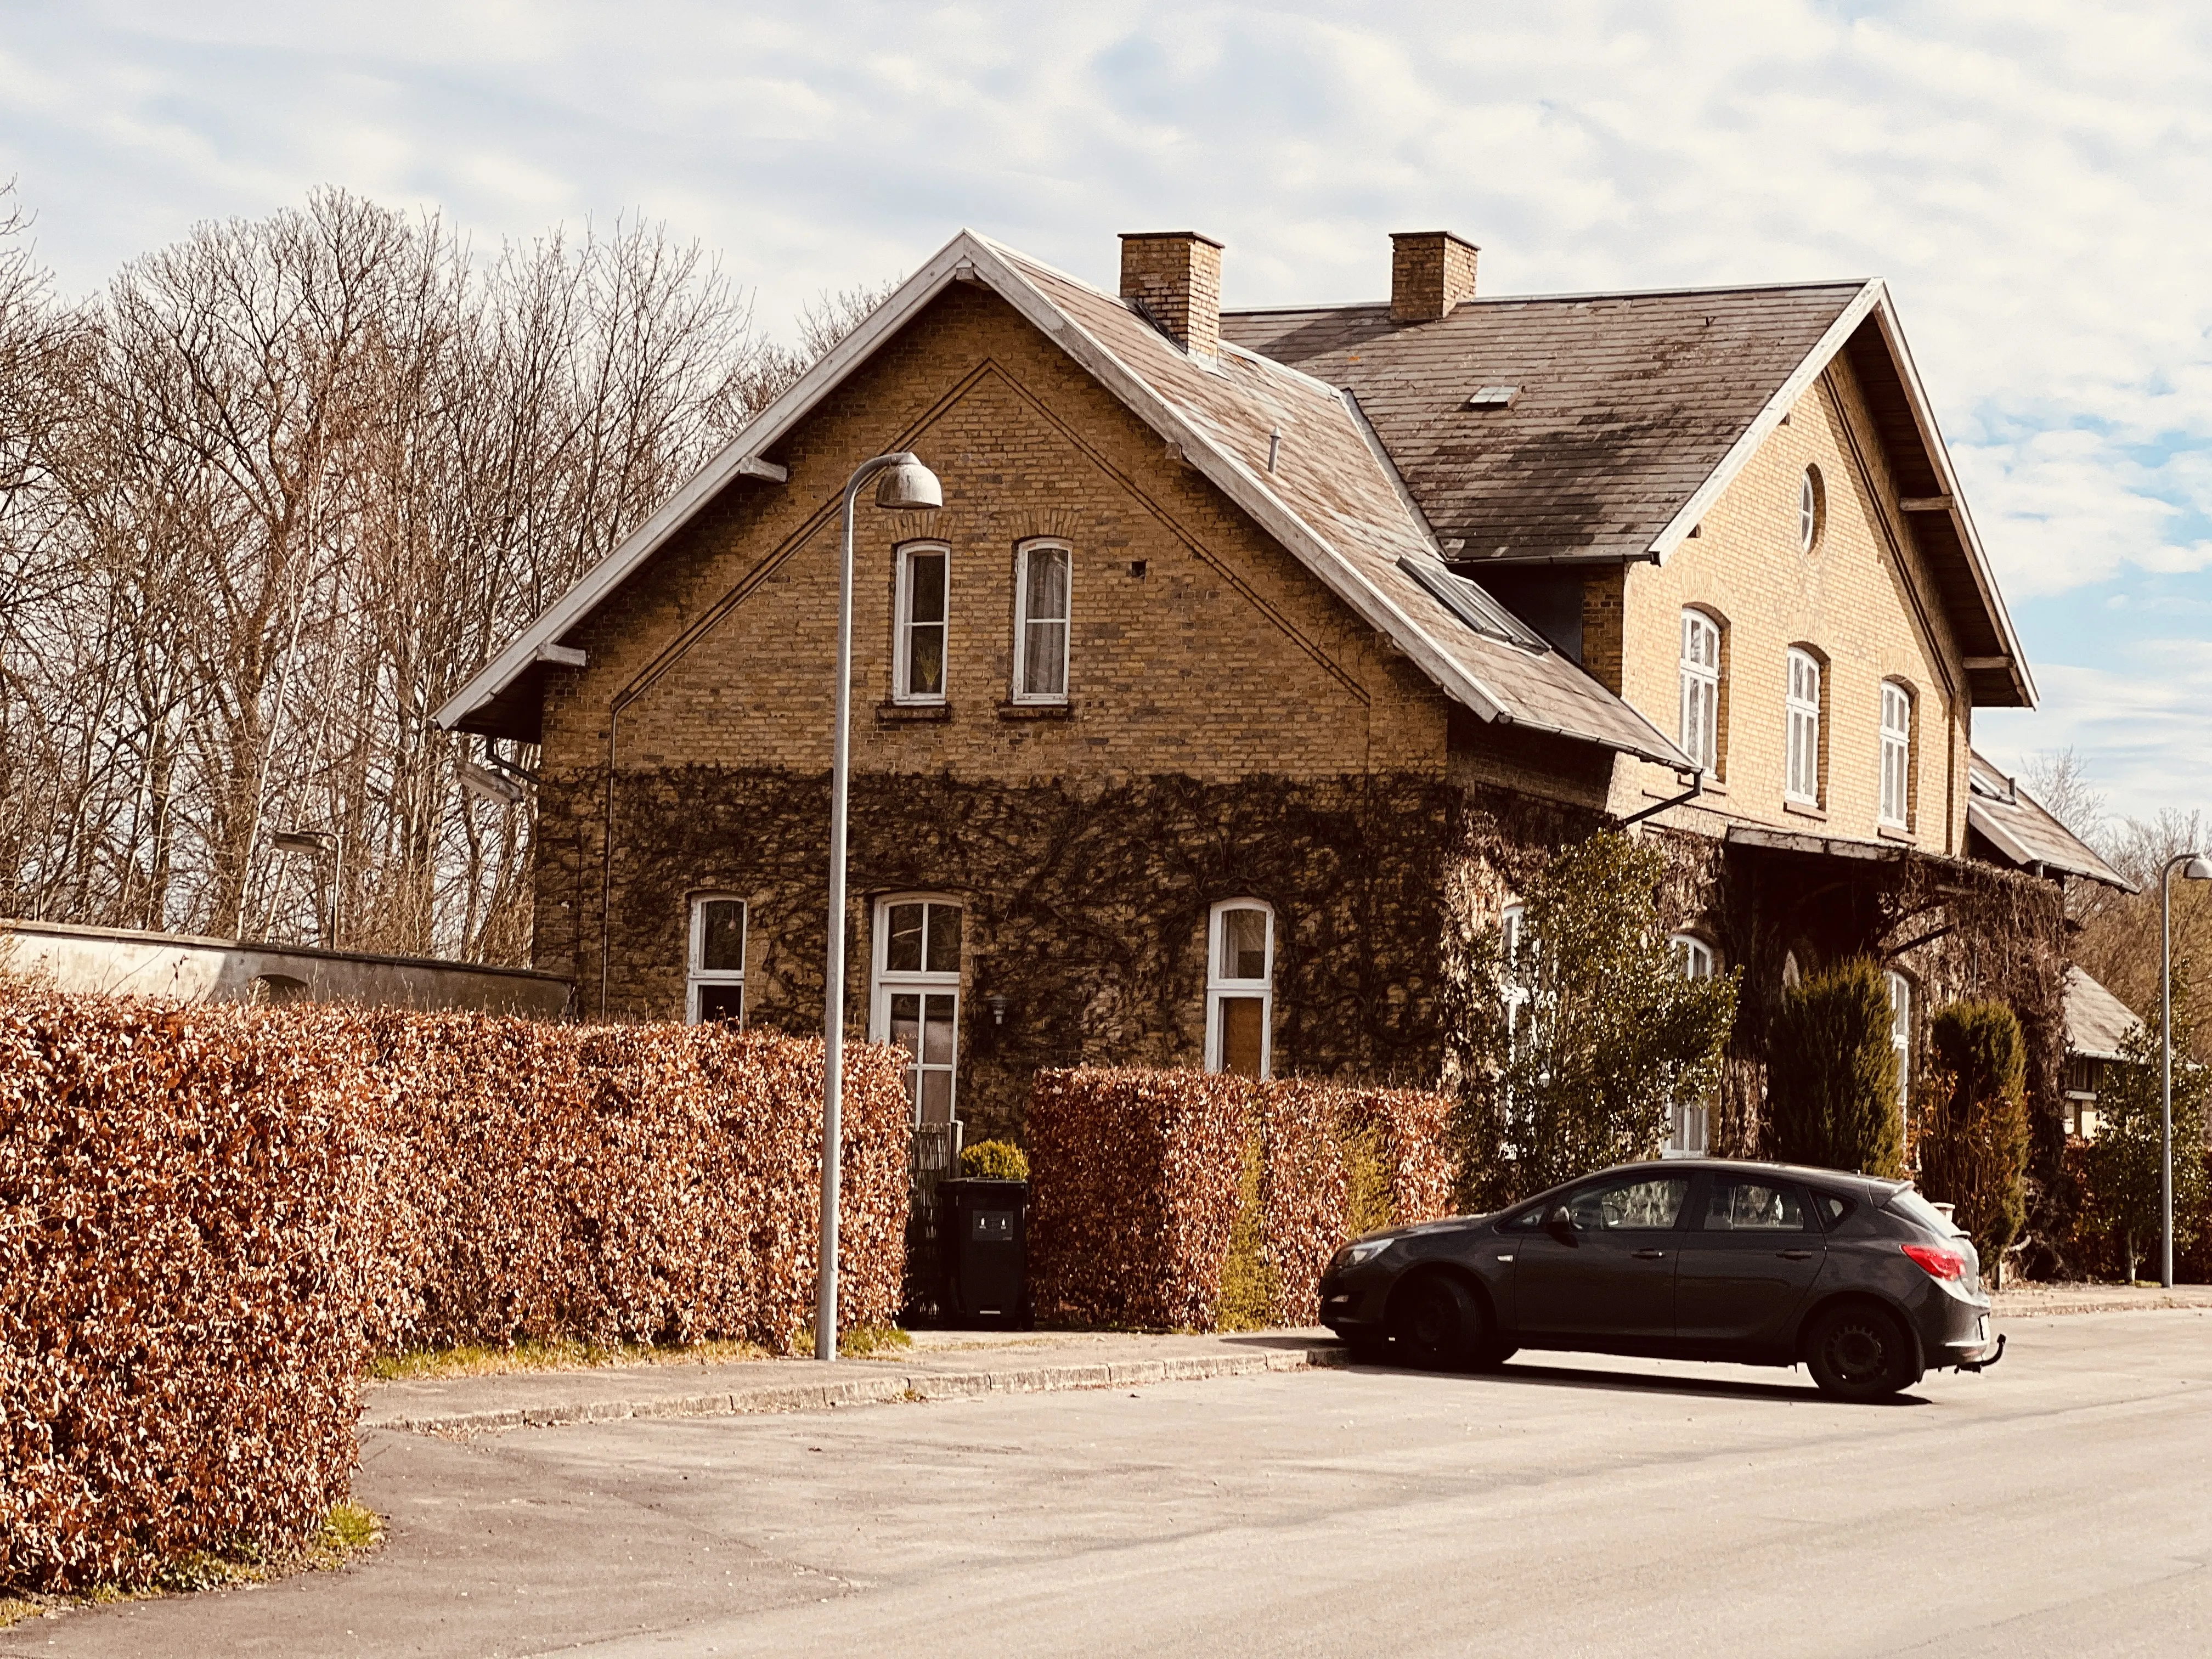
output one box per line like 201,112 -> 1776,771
1223,277 -> 1871,317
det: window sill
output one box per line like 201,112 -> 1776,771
997,701 -> 1074,721
877,701 -> 951,724
1877,823 -> 1916,844
1782,799 -> 1827,821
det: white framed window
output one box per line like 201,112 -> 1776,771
1799,466 -> 1824,554
1012,540 -> 1071,703
1679,610 -> 1722,774
686,895 -> 747,1025
1666,933 -> 1717,1156
1880,681 -> 1913,829
893,543 -> 950,703
870,895 -> 963,1124
1205,900 -> 1274,1079
1886,968 -> 1913,1134
1785,648 -> 1822,806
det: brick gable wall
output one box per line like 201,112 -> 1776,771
1615,355 -> 1973,851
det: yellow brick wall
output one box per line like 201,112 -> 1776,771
540,283 -> 1451,786
1615,357 -> 1973,853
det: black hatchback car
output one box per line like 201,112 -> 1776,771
1319,1159 -> 2001,1400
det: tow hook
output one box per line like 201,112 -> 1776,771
1959,1333 -> 2006,1373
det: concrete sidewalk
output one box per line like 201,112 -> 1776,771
361,1328 -> 1346,1436
359,1283 -> 2212,1438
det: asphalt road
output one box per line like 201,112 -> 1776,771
9,1309 -> 2208,1658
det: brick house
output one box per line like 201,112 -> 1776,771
436,227 -> 2118,1210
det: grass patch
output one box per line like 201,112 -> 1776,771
368,1334 -> 769,1382
0,1501 -> 383,1629
839,1323 -> 913,1358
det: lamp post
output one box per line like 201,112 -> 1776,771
2159,851 -> 2212,1289
817,451 -> 943,1362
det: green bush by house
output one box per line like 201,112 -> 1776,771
1766,958 -> 1906,1178
1914,1000 -> 2030,1275
961,1138 -> 1030,1181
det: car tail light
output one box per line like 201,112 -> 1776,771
1901,1242 -> 1965,1281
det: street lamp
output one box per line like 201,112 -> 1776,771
2159,850 -> 2212,1289
818,452 -> 943,1362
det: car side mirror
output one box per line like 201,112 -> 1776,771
1546,1204 -> 1574,1232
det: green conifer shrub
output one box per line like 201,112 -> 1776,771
1766,958 -> 1906,1178
1915,1000 -> 2030,1274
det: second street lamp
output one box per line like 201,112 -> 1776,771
2160,850 -> 2212,1289
817,451 -> 943,1363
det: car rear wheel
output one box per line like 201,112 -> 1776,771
1805,1302 -> 1920,1401
1389,1273 -> 1490,1370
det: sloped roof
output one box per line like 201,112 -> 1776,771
438,232 -> 1690,765
1223,283 -> 2035,709
2064,965 -> 2142,1062
1966,752 -> 2135,891
1221,284 -> 1865,565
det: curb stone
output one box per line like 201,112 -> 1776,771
368,1344 -> 1348,1437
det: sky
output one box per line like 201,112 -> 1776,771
3,0 -> 2208,828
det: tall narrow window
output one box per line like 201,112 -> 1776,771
1886,969 -> 1913,1136
872,896 -> 962,1124
1666,934 -> 1716,1156
894,544 -> 950,703
1013,540 -> 1071,703
687,896 -> 746,1024
1785,648 -> 1822,806
1880,681 -> 1913,829
1206,901 -> 1273,1079
1679,610 -> 1722,774
1799,466 -> 1824,553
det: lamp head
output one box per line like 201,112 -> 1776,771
2186,855 -> 2212,882
873,455 -> 943,512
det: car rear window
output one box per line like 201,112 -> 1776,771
1885,1188 -> 1960,1237
1810,1190 -> 1854,1229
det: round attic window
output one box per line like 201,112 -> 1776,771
1798,466 -> 1825,553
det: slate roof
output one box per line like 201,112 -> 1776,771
2064,966 -> 2142,1062
993,247 -> 1688,764
1221,285 -> 1865,564
1966,752 -> 2135,891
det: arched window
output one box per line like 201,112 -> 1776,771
871,895 -> 963,1123
1679,610 -> 1723,775
893,541 -> 951,703
1206,900 -> 1274,1079
686,895 -> 747,1024
1785,648 -> 1823,806
1880,681 -> 1914,830
1012,539 -> 1072,703
1799,466 -> 1825,553
1666,934 -> 1717,1155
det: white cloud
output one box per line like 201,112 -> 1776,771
5,0 -> 2212,808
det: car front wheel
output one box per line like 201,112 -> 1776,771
1805,1302 -> 1920,1401
1389,1273 -> 1491,1370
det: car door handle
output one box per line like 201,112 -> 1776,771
1776,1249 -> 1815,1261
1632,1248 -> 1667,1261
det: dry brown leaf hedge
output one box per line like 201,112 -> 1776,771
1027,1068 -> 1454,1330
0,992 -> 907,1593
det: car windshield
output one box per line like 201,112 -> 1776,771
1885,1187 -> 1961,1237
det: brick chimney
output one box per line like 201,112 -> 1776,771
1390,231 -> 1479,324
1119,232 -> 1223,358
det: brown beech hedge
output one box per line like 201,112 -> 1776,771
1027,1068 -> 1454,1330
0,993 -> 907,1593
